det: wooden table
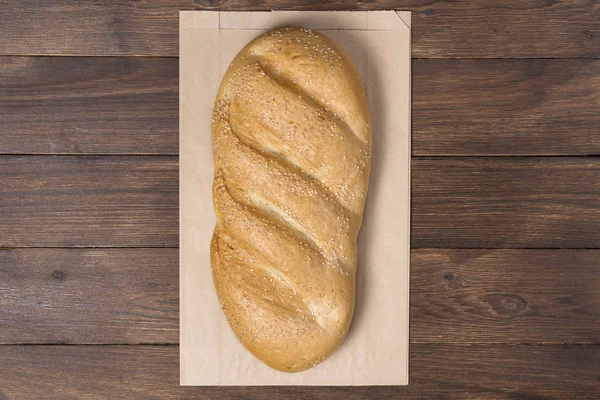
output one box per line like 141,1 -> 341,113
1,1 -> 598,399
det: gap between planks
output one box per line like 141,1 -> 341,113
1,154 -> 600,157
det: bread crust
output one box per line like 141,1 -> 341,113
211,27 -> 371,372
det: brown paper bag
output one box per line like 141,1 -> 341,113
180,10 -> 411,385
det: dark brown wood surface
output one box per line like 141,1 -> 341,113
2,157 -> 599,248
413,59 -> 600,156
0,345 -> 598,399
3,57 -> 599,156
0,156 -> 178,247
412,157 -> 600,248
2,248 -> 598,345
0,57 -> 178,155
1,0 -> 599,58
0,249 -> 179,344
0,0 -> 598,398
411,249 -> 600,344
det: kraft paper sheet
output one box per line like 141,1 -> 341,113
180,10 -> 411,386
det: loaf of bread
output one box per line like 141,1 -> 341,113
211,27 -> 371,372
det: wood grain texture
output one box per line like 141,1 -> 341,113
0,57 -> 177,155
1,249 -> 597,345
0,0 -> 598,58
413,59 -> 600,156
0,156 -> 178,247
3,58 -> 599,156
1,0 -> 598,396
411,249 -> 600,344
3,157 -> 600,248
412,157 -> 600,248
0,1 -> 181,57
0,345 -> 597,399
0,249 -> 178,344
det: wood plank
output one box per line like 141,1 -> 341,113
1,249 -> 597,345
0,249 -> 178,344
0,1 -> 182,57
0,156 -> 178,247
0,1 -> 598,58
412,157 -> 600,248
0,57 -> 178,155
413,59 -> 600,156
411,249 -> 600,344
0,345 -> 596,399
3,58 -> 599,156
2,156 -> 600,248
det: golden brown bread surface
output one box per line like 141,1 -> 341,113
211,27 -> 371,372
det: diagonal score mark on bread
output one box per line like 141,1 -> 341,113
228,62 -> 369,215
212,175 -> 344,333
210,27 -> 371,372
256,61 -> 366,146
218,166 -> 329,264
220,120 -> 358,267
228,93 -> 359,221
249,28 -> 370,145
211,227 -> 325,330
